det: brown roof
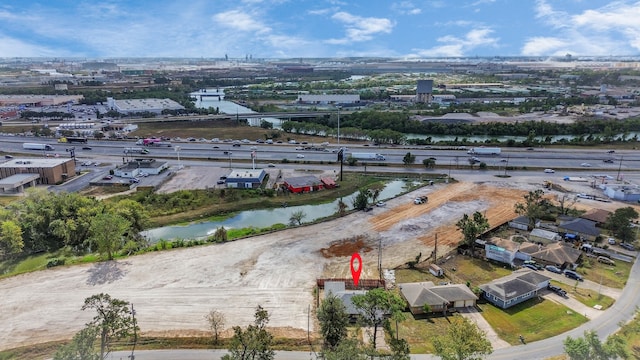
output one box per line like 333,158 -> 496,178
581,209 -> 611,224
520,242 -> 582,265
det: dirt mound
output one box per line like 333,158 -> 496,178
320,235 -> 373,258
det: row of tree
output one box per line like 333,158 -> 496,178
0,190 -> 148,261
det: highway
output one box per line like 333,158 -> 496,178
2,136 -> 638,174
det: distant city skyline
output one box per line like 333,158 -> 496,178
1,1 -> 639,59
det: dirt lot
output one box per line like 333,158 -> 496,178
0,172 -> 635,351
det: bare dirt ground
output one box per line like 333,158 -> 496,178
0,173 -> 634,351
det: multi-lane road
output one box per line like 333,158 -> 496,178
2,136 -> 637,174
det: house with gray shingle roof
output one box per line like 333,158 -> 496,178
398,281 -> 477,315
479,269 -> 551,309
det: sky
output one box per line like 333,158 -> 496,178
1,0 -> 639,59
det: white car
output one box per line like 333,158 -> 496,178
580,163 -> 592,167
296,154 -> 305,158
544,169 -> 555,173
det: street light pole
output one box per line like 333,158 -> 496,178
337,108 -> 340,145
174,146 -> 182,169
617,155 -> 623,181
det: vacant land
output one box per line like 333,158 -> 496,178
0,173 -> 634,352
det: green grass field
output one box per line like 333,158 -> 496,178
478,298 -> 588,345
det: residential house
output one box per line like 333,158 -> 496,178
508,215 -> 530,231
484,237 -> 530,267
580,209 -> 611,227
398,281 -> 478,315
529,228 -> 561,244
518,242 -> 582,268
324,281 -> 366,318
557,218 -> 600,241
479,269 -> 551,309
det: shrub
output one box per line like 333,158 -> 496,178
46,258 -> 66,268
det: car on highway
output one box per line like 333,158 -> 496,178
545,265 -> 562,273
607,150 -> 615,153
267,163 -> 276,167
232,143 -> 241,147
603,159 -> 614,163
4,155 -> 13,159
213,146 -> 219,149
82,146 -> 92,150
223,151 -> 232,155
296,154 -> 305,158
580,162 -> 592,167
544,169 -> 555,173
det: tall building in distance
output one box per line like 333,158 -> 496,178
416,80 -> 433,103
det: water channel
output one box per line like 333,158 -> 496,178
142,179 -> 420,242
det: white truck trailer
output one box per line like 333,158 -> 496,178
124,147 -> 150,154
347,152 -> 386,161
23,143 -> 54,151
467,147 -> 501,155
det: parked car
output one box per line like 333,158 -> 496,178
544,169 -> 555,173
216,180 -> 225,185
129,178 -> 140,183
608,237 -> 616,245
547,284 -> 567,297
376,201 -> 386,207
545,265 -> 563,274
102,175 -> 113,180
597,256 -> 615,265
564,269 -> 583,281
220,176 -> 227,180
620,243 -> 636,251
524,261 -> 544,270
523,264 -> 539,271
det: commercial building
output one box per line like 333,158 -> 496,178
114,159 -> 168,178
416,80 -> 433,103
284,175 -> 324,193
225,169 -> 267,189
106,97 -> 185,115
0,158 -> 75,185
0,95 -> 83,107
296,94 -> 360,104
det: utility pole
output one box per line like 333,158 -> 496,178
129,303 -> 137,360
617,155 -> 623,181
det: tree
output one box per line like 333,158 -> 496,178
346,156 -> 358,166
223,305 -> 274,360
0,220 -> 23,259
213,226 -> 228,242
433,316 -> 492,360
336,199 -> 348,217
317,294 -> 349,350
563,330 -> 628,360
514,189 -> 545,229
423,157 -> 436,169
402,152 -> 416,166
53,325 -> 100,360
87,213 -> 131,260
205,309 -> 226,344
352,189 -> 370,211
455,211 -> 489,256
81,293 -> 137,360
605,207 -> 639,243
322,337 -> 367,360
289,210 -> 306,226
351,288 -> 406,350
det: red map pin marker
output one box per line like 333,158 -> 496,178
350,253 -> 362,287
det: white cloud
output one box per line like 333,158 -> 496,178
326,11 -> 394,44
0,35 -> 69,57
414,27 -> 499,57
213,10 -> 271,34
392,1 -> 422,15
525,0 -> 640,55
